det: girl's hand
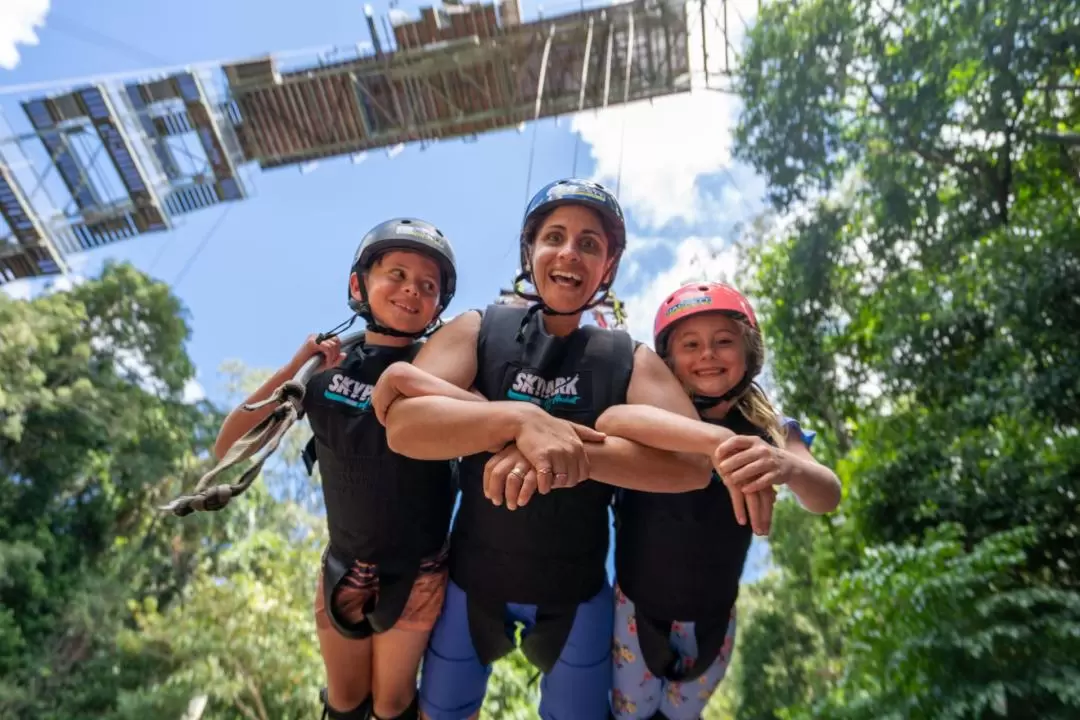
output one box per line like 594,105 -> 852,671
712,434 -> 792,494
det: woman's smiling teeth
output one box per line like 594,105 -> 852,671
550,269 -> 583,287
694,368 -> 725,377
391,300 -> 419,315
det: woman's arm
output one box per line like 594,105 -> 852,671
372,360 -> 486,425
380,311 -> 503,459
596,404 -> 736,457
380,313 -> 602,486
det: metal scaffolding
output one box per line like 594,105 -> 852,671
0,0 -> 747,286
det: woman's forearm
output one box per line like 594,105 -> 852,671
384,396 -> 528,460
785,457 -> 842,513
585,437 -> 712,493
595,405 -> 735,458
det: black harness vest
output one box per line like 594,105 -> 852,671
614,409 -> 773,683
302,337 -> 456,639
452,304 -> 634,672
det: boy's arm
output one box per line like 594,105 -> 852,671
372,360 -> 487,425
213,336 -> 340,460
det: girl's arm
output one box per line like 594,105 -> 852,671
213,336 -> 341,460
581,345 -> 715,493
777,433 -> 841,514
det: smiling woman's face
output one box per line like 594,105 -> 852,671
666,313 -> 748,397
528,204 -> 614,313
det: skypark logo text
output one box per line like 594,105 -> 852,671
324,374 -> 375,411
507,371 -> 583,411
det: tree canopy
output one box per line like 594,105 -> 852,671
715,0 -> 1080,716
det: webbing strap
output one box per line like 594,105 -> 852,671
159,380 -> 306,516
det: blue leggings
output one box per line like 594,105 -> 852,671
419,579 -> 614,719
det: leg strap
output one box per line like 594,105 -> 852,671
635,610 -> 728,684
465,595 -> 577,675
322,547 -> 420,640
320,687 -> 373,720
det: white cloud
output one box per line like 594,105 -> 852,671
619,234 -> 740,344
183,378 -> 207,404
0,0 -> 50,71
571,0 -> 759,231
0,278 -> 34,300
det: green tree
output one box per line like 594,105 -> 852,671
725,0 -> 1080,716
0,262 -> 224,717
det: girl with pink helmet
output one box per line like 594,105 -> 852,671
597,281 -> 842,719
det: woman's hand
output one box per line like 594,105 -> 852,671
483,444 -> 538,510
712,434 -> 793,494
512,408 -> 606,492
485,422 -> 607,510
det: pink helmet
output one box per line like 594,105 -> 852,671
653,282 -> 758,356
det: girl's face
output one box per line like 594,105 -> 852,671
666,313 -> 748,398
529,205 -> 614,314
350,250 -> 442,334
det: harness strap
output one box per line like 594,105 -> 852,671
160,381 -> 307,516
320,688 -> 373,720
466,596 -> 578,675
302,436 -> 319,476
322,547 -> 421,640
635,609 -> 730,684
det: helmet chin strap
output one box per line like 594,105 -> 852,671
691,374 -> 755,412
363,313 -> 435,339
511,269 -> 614,340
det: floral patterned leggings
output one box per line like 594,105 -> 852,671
610,584 -> 736,720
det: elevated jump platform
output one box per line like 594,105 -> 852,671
0,0 -> 742,285
225,0 -> 692,169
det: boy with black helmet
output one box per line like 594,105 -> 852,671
215,217 -> 472,720
372,179 -> 717,720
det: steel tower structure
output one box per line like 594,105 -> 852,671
0,0 -> 745,286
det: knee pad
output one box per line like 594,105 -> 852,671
320,687 -> 373,720
371,693 -> 419,720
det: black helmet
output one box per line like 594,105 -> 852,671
513,178 -> 627,317
348,218 -> 457,338
520,178 -> 627,264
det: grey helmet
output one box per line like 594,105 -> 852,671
348,218 -> 457,338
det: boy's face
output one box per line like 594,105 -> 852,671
351,250 -> 442,334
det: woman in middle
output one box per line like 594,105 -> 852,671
372,178 -> 773,720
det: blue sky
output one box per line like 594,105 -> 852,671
0,0 -> 772,579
